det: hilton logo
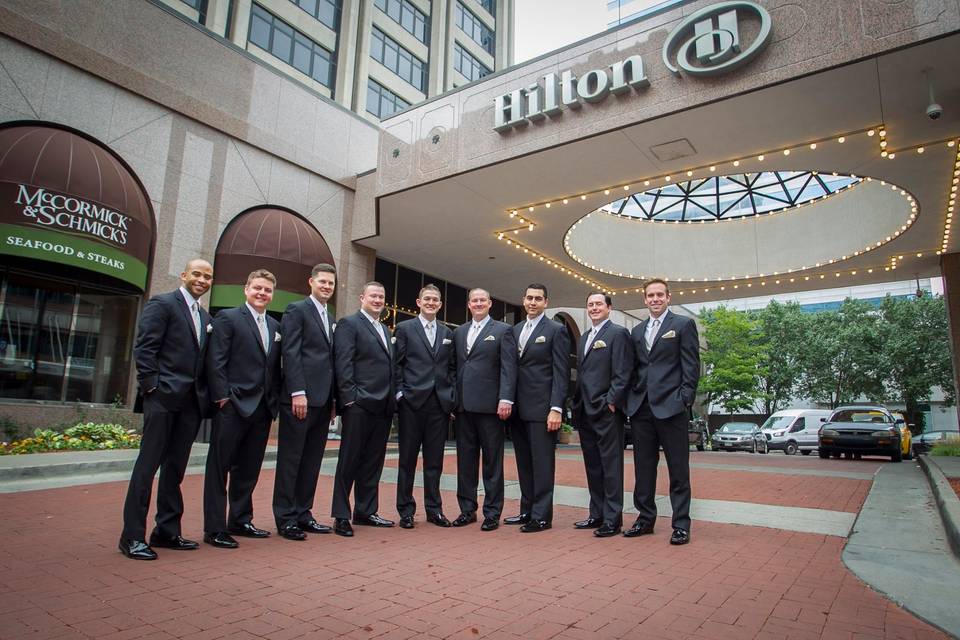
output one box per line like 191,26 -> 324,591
661,1 -> 772,77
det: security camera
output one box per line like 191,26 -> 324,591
927,102 -> 943,120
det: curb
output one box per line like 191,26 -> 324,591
917,454 -> 960,558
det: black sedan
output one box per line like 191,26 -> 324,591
913,430 -> 960,455
817,405 -> 903,462
711,422 -> 769,453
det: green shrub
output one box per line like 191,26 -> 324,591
0,422 -> 141,455
930,438 -> 960,457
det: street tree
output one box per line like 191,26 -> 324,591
699,307 -> 765,414
753,300 -> 807,414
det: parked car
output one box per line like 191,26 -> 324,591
711,422 -> 769,453
623,417 -> 708,450
760,409 -> 832,455
817,405 -> 903,462
913,430 -> 960,455
888,411 -> 914,460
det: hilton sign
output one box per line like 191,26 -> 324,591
494,1 -> 772,133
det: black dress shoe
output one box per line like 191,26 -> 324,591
399,516 -> 415,529
451,512 -> 477,527
503,513 -> 531,525
426,512 -> 452,528
670,528 -> 690,545
623,518 -> 655,538
334,519 -> 354,537
519,519 -> 551,533
299,520 -> 332,534
480,517 -> 499,531
149,534 -> 199,550
573,517 -> 602,530
594,522 -> 621,538
118,538 -> 157,560
279,524 -> 307,541
228,523 -> 271,538
352,513 -> 395,527
203,532 -> 239,549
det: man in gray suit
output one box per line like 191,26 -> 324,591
507,284 -> 569,533
625,278 -> 700,545
571,292 -> 632,538
451,288 -> 517,531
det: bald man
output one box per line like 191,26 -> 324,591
120,259 -> 214,560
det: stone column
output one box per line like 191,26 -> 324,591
939,252 -> 960,424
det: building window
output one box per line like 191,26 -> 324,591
288,0 -> 341,31
370,27 -> 427,92
455,2 -> 495,56
366,79 -> 410,118
373,0 -> 430,45
249,4 -> 336,90
476,0 -> 495,18
453,42 -> 491,82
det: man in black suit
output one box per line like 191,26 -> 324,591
203,269 -> 282,549
330,281 -> 396,537
272,263 -> 337,541
571,293 -> 633,538
625,278 -> 700,545
394,284 -> 457,529
507,284 -> 569,533
451,288 -> 517,531
119,259 -> 214,560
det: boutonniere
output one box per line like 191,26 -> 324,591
592,340 -> 607,350
534,335 -> 547,343
442,337 -> 452,345
206,324 -> 213,334
661,330 -> 676,339
331,323 -> 336,332
391,336 -> 397,344
484,335 -> 496,341
274,333 -> 282,342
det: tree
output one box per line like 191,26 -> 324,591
753,301 -> 807,414
878,295 -> 955,432
699,307 -> 765,414
797,298 -> 885,408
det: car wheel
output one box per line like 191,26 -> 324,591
904,445 -> 913,461
696,435 -> 705,452
843,452 -> 852,459
752,442 -> 757,454
831,452 -> 841,458
818,449 -> 829,459
891,447 -> 902,462
760,441 -> 769,454
801,450 -> 811,456
784,441 -> 798,456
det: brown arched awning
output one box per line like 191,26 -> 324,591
0,123 -> 154,289
212,207 -> 335,312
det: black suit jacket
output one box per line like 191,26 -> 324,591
513,316 -> 570,422
626,311 -> 700,420
572,321 -> 633,420
333,311 -> 395,415
133,290 -> 212,416
454,318 -> 517,414
207,305 -> 282,418
280,297 -> 334,407
394,317 -> 456,414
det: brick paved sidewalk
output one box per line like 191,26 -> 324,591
0,466 -> 946,640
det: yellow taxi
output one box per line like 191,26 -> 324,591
889,411 -> 914,460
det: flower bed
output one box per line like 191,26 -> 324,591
0,423 -> 141,455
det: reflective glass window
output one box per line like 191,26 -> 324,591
248,4 -> 336,90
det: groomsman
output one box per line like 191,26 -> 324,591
393,284 -> 457,529
625,278 -> 700,545
507,284 -> 569,533
119,259 -> 214,560
452,288 -> 517,531
330,282 -> 396,537
571,292 -> 632,538
272,264 -> 337,541
203,269 -> 282,549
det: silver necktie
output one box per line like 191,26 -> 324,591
519,321 -> 533,352
646,318 -> 660,351
191,301 -> 201,346
467,323 -> 480,353
584,327 -> 596,357
257,314 -> 269,353
426,322 -> 435,347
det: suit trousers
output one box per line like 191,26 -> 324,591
203,399 -> 271,533
121,394 -> 201,540
577,409 -> 624,526
272,401 -> 332,528
630,402 -> 691,531
396,392 -> 448,518
330,404 -> 391,520
510,418 -> 557,522
455,411 -> 504,520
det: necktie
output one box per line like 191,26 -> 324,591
191,301 -> 201,346
584,327 -> 596,357
426,322 -> 436,348
319,305 -> 329,339
257,314 -> 269,353
467,323 -> 480,353
646,318 -> 660,351
373,319 -> 387,349
519,321 -> 533,352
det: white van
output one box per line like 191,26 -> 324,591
761,409 -> 833,455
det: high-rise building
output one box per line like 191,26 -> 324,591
157,0 -> 514,121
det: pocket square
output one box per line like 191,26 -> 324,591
592,340 -> 607,350
442,337 -> 452,345
661,330 -> 676,339
274,333 -> 282,342
206,324 -> 213,333
484,335 -> 496,341
534,335 -> 547,343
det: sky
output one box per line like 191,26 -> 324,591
512,0 -> 609,63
